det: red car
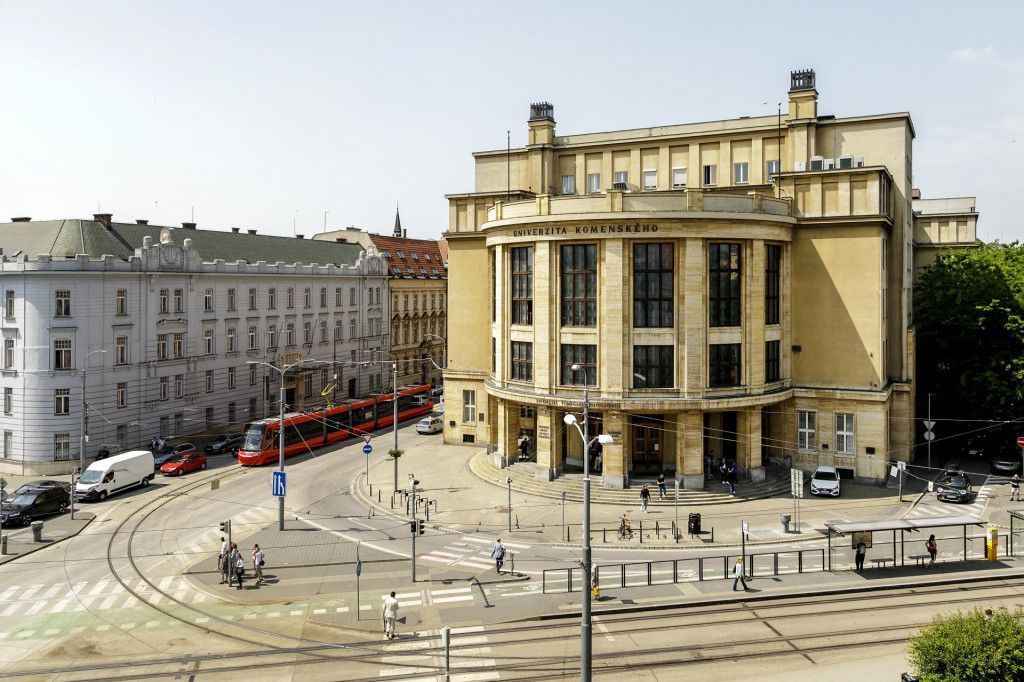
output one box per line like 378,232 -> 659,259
160,452 -> 208,476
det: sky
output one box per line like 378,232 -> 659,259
0,1 -> 1021,243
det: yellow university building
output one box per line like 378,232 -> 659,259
443,69 -> 972,489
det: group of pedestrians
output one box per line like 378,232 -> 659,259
218,537 -> 266,589
149,436 -> 166,452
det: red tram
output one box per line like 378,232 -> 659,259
237,384 -> 433,466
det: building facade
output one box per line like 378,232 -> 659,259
443,69 -> 977,488
0,216 -> 388,475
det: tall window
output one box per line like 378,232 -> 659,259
286,323 -> 295,346
733,162 -> 749,184
3,387 -> 11,413
116,289 -> 127,316
54,388 -> 70,415
5,290 -> 13,317
765,340 -> 780,382
54,433 -> 71,461
228,366 -> 236,389
3,430 -> 10,457
204,329 -> 214,355
173,333 -> 184,358
765,244 -> 781,325
115,336 -> 128,365
227,327 -> 236,352
287,288 -> 294,308
766,160 -> 781,181
116,382 -> 127,408
320,320 -> 327,342
587,173 -> 601,193
335,320 -> 343,341
205,408 -> 214,430
560,344 -> 596,385
703,164 -> 718,185
350,288 -> 356,306
159,376 -> 169,400
175,374 -> 184,398
462,390 -> 476,423
248,288 -> 257,310
672,167 -> 687,188
3,339 -> 12,368
157,335 -> 168,360
249,364 -> 257,386
350,319 -> 357,340
303,321 -> 312,345
204,288 -> 213,312
227,288 -> 236,311
228,402 -> 236,424
304,288 -> 311,308
206,370 -> 214,392
268,288 -> 276,308
633,243 -> 673,328
336,287 -> 342,306
248,326 -> 257,350
55,289 -> 71,317
560,244 -> 597,326
303,373 -> 313,397
642,169 -> 657,190
511,341 -> 533,381
511,246 -> 534,325
709,343 -> 741,387
116,424 -> 127,447
633,346 -> 673,388
614,171 -> 628,186
320,288 -> 327,307
709,243 -> 741,327
54,339 -> 72,369
836,413 -> 855,454
268,324 -> 277,348
798,410 -> 816,450
159,289 -> 169,313
561,175 -> 575,195
174,289 -> 183,313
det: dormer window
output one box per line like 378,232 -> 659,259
396,251 -> 405,259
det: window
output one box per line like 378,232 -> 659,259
54,388 -> 70,415
54,433 -> 71,461
205,408 -> 214,430
709,343 -> 741,387
403,294 -> 409,311
703,164 -> 718,186
286,323 -> 295,346
587,173 -> 601,194
248,326 -> 257,350
836,413 -> 855,454
672,167 -> 687,188
633,346 -> 673,388
304,288 -> 311,308
765,244 -> 781,325
511,246 -> 534,325
228,402 -> 236,424
765,340 -> 780,382
287,288 -> 294,308
320,368 -> 329,390
798,410 -> 816,450
227,327 -> 236,352
560,244 -> 597,326
54,339 -> 72,369
249,397 -> 257,416
643,169 -> 657,190
350,288 -> 356,306
335,287 -> 342,306
3,339 -> 12,368
54,289 -> 71,317
766,160 -> 780,181
116,336 -> 128,365
4,290 -> 13,317
206,370 -> 214,393
511,341 -> 533,381
561,175 -> 575,195
303,373 -> 313,397
268,288 -> 276,309
411,252 -> 419,261
320,320 -> 327,342
320,287 -> 327,307
116,382 -> 126,408
350,319 -> 357,340
267,324 -> 276,348
303,321 -> 312,345
614,171 -> 628,186
159,376 -> 169,400
227,288 -> 236,311
116,424 -> 127,447
733,162 -> 749,184
3,431 -> 10,457
175,412 -> 184,434
561,344 -> 596,385
175,374 -> 184,398
204,288 -> 213,312
159,289 -> 169,313
157,335 -> 168,360
633,243 -> 673,328
335,320 -> 343,341
204,329 -> 214,355
160,416 -> 169,437
3,387 -> 11,413
249,364 -> 257,386
228,366 -> 236,389
709,243 -> 741,327
173,333 -> 184,358
248,288 -> 257,310
174,289 -> 183,313
462,390 -> 476,423
116,289 -> 127,316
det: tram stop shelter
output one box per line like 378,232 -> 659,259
825,515 -> 985,571
1006,510 -> 1024,556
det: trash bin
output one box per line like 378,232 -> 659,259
779,514 -> 791,533
31,521 -> 43,542
687,512 -> 701,535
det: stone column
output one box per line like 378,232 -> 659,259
601,410 -> 626,489
534,408 -> 559,481
677,411 -> 704,489
737,408 -> 766,483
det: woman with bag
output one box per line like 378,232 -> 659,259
733,557 -> 749,591
253,545 -> 265,583
925,535 -> 938,568
234,555 -> 245,589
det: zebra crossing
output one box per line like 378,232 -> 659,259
176,505 -> 277,561
420,536 -> 530,573
379,625 -> 499,681
903,475 -> 1001,519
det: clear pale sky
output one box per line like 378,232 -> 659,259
1,1 -> 1020,243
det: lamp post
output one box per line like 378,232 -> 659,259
423,333 -> 447,373
564,363 -> 612,682
373,351 -> 401,491
506,476 -> 513,533
79,349 -> 108,473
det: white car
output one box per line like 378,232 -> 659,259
416,417 -> 444,435
809,466 -> 841,496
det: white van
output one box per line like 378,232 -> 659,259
75,450 -> 155,501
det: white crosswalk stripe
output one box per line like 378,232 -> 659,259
420,537 -> 530,573
380,627 -> 499,681
903,476 -> 999,519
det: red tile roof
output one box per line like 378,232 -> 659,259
369,235 -> 446,279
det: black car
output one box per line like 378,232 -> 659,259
12,479 -> 72,495
936,474 -> 973,503
963,436 -> 986,458
204,433 -> 243,454
1,486 -> 71,526
154,443 -> 198,467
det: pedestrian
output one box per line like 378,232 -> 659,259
855,541 -> 867,573
227,542 -> 240,587
382,591 -> 400,640
732,557 -> 749,591
150,437 -> 158,453
519,437 -> 530,461
591,440 -> 603,471
726,464 -> 737,497
720,458 -> 729,483
218,551 -> 229,584
705,454 -> 712,480
640,484 -> 651,512
221,536 -> 229,557
234,555 -> 245,589
96,445 -> 109,460
594,451 -> 602,473
926,534 -> 937,568
592,572 -> 600,600
1011,474 -> 1021,502
657,473 -> 666,501
491,538 -> 506,573
252,544 -> 265,583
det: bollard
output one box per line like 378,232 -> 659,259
31,521 -> 43,543
779,514 -> 791,533
655,521 -> 660,539
639,521 -> 643,544
1,534 -> 6,554
378,489 -> 381,503
369,484 -> 372,497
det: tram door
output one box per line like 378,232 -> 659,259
631,415 -> 663,475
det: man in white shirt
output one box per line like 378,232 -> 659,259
382,591 -> 399,640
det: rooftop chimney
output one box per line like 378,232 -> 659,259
529,102 -> 554,122
335,237 -> 347,243
11,217 -> 31,222
181,222 -> 196,230
231,227 -> 240,233
93,213 -> 113,228
247,229 -> 257,235
135,219 -> 149,225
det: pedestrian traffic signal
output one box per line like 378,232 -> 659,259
417,519 -> 425,535
410,520 -> 417,534
220,519 -> 231,534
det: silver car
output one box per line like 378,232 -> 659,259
416,417 -> 444,434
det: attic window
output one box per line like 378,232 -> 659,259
396,251 -> 405,259
410,252 -> 418,261
381,250 -> 390,257
431,268 -> 439,276
419,267 -> 427,275
391,267 -> 402,275
422,253 -> 430,261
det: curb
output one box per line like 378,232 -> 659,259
0,513 -> 95,564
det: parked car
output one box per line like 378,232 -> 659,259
431,385 -> 444,397
963,436 -> 986,458
204,433 -> 242,454
416,416 -> 444,435
12,479 -> 71,495
161,452 -> 208,476
808,466 -> 841,497
936,474 -> 973,503
1,485 -> 70,526
154,443 -> 198,468
991,444 -> 1022,475
75,450 -> 155,501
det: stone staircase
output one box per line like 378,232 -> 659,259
470,451 -> 790,507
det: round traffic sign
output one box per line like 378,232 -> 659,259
362,444 -> 372,455
1017,436 -> 1024,448
924,431 -> 935,441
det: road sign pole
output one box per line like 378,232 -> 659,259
1017,437 -> 1024,475
356,543 -> 362,621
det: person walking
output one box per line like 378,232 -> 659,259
720,458 -> 729,483
926,535 -> 938,568
382,591 -> 400,640
640,484 -> 651,512
855,541 -> 867,573
705,454 -> 712,480
234,554 -> 245,590
657,473 -> 666,501
491,538 -> 506,574
150,437 -> 158,453
726,464 -> 737,497
221,536 -> 229,557
227,542 -> 240,587
732,557 -> 749,591
1011,474 -> 1021,502
252,545 -> 265,584
218,551 -> 230,584
519,436 -> 530,461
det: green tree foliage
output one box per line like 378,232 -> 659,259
908,607 -> 1024,681
915,243 -> 1024,422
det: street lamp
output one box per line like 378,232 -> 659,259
80,349 -> 108,473
564,362 -> 612,682
506,476 -> 513,533
373,351 -> 401,491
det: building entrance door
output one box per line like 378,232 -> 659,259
348,378 -> 357,398
285,388 -> 296,409
631,415 -> 663,474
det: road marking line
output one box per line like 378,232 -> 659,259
395,592 -> 420,599
21,584 -> 45,599
431,588 -> 473,595
398,600 -> 424,607
99,596 -> 120,611
596,621 -> 614,642
24,601 -> 48,616
39,585 -> 63,600
16,631 -> 34,638
43,629 -> 60,636
0,586 -> 20,600
0,602 -> 24,617
432,595 -> 474,604
450,625 -> 485,634
290,610 -> 304,616
313,608 -> 326,615
428,551 -> 463,559
96,624 -> 110,631
121,623 -> 136,630
267,612 -> 281,617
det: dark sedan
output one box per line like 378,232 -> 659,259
204,433 -> 243,454
154,443 -> 198,468
1,486 -> 71,526
936,475 -> 973,503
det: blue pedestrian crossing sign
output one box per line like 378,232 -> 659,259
272,471 -> 286,497
362,444 -> 372,455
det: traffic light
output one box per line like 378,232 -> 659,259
410,521 -> 417,534
220,519 -> 231,534
418,519 -> 425,535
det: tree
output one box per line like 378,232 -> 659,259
908,607 -> 1024,680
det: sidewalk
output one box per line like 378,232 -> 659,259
0,510 -> 94,565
